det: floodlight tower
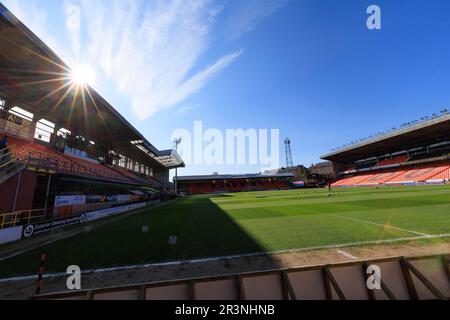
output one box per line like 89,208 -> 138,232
284,138 -> 293,168
173,137 -> 182,195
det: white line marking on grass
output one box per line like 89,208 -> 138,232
2,233 -> 449,283
337,250 -> 358,260
329,214 -> 430,237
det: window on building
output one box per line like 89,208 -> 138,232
57,128 -> 71,139
34,119 -> 55,143
10,106 -> 33,121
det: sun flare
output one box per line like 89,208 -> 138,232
70,65 -> 96,86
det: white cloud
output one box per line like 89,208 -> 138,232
225,0 -> 288,41
79,0 -> 243,120
174,103 -> 202,117
2,0 -> 282,121
164,49 -> 243,110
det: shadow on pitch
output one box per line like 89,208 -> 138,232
0,195 -> 282,279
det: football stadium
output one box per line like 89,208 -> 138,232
0,2 -> 449,303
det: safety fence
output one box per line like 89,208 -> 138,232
0,209 -> 48,230
32,254 -> 449,300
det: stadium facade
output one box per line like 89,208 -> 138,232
0,4 -> 184,231
322,112 -> 450,186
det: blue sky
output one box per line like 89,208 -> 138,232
3,0 -> 450,177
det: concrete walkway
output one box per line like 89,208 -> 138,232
0,241 -> 448,300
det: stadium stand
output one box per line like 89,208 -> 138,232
344,165 -> 356,172
385,165 -> 449,184
331,173 -> 373,187
322,105 -> 450,188
355,160 -> 377,170
375,155 -> 409,167
323,111 -> 450,188
331,164 -> 450,187
429,166 -> 450,180
176,173 -> 294,195
10,140 -> 134,183
273,180 -> 290,189
359,170 -> 406,185
112,166 -> 141,181
0,4 -> 184,232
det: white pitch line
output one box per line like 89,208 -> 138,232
1,233 -> 449,283
329,214 -> 430,237
337,250 -> 358,260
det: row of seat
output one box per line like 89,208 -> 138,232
113,166 -> 141,181
333,163 -> 450,187
385,166 -> 447,183
113,166 -> 161,188
186,180 -> 290,194
345,151 -> 450,173
64,153 -> 132,182
429,167 -> 450,180
8,140 -> 161,186
375,155 -> 410,167
345,155 -> 409,172
13,142 -> 131,182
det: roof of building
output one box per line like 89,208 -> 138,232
321,114 -> 450,163
310,161 -> 333,168
175,172 -> 294,182
152,149 -> 184,170
0,3 -> 184,170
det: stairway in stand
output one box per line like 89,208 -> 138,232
0,146 -> 26,184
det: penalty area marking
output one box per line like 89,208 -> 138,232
1,232 -> 449,283
329,214 -> 430,237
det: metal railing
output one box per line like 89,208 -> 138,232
0,209 -> 48,230
10,144 -> 161,184
26,150 -> 58,170
0,144 -> 16,166
23,148 -> 132,182
0,145 -> 20,181
0,144 -> 15,160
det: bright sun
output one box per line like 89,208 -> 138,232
70,65 -> 96,86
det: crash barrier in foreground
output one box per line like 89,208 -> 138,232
33,254 -> 449,300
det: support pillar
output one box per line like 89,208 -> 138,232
44,174 -> 52,212
12,170 -> 22,212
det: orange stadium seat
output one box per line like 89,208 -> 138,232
334,162 -> 450,187
358,170 -> 406,185
10,138 -> 139,183
113,166 -> 140,180
332,173 -> 374,187
376,155 -> 409,167
261,181 -> 277,189
203,184 -> 214,193
63,153 -> 130,181
274,181 -> 289,189
13,143 -> 34,160
385,165 -> 449,183
427,165 -> 450,181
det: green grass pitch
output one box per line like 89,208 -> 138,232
1,185 -> 450,277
